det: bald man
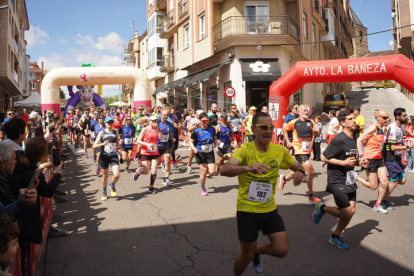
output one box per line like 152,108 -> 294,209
357,110 -> 389,214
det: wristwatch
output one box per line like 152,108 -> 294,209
406,145 -> 410,150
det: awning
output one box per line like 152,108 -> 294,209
185,62 -> 229,87
154,76 -> 190,94
240,58 -> 281,81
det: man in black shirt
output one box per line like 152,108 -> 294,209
312,109 -> 368,250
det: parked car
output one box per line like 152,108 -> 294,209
375,80 -> 395,89
323,92 -> 349,112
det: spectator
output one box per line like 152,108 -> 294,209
371,109 -> 379,124
0,110 -> 16,142
2,118 -> 26,162
240,108 -> 246,119
0,214 -> 19,275
353,107 -> 365,140
261,105 -> 269,113
19,109 -> 29,122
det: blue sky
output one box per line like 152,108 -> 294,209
25,0 -> 394,96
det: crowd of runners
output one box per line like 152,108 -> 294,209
0,100 -> 412,275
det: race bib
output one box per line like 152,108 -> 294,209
232,125 -> 240,132
248,181 -> 273,203
161,134 -> 169,142
218,142 -> 224,149
302,141 -> 311,151
31,132 -> 35,138
201,144 -> 213,153
104,142 -> 117,155
124,138 -> 133,145
345,170 -> 357,186
84,130 -> 88,135
136,124 -> 144,130
148,145 -> 157,152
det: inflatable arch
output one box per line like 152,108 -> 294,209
270,54 -> 414,129
41,66 -> 150,116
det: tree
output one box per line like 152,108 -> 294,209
60,89 -> 66,99
103,95 -> 118,106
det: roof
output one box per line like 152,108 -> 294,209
349,6 -> 365,27
363,50 -> 394,58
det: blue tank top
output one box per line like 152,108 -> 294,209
93,124 -> 106,139
157,121 -> 173,147
218,122 -> 231,146
120,125 -> 135,148
194,126 -> 215,152
101,129 -> 117,156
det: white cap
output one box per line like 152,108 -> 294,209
29,111 -> 40,119
148,115 -> 158,121
196,110 -> 204,115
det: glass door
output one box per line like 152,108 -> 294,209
245,2 -> 269,34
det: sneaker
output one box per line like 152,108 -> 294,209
309,194 -> 322,203
125,167 -> 130,173
201,189 -> 209,196
133,168 -> 143,181
250,254 -> 263,273
134,157 -> 139,164
312,201 -> 325,224
206,173 -> 211,177
329,235 -> 349,250
173,162 -> 178,168
149,187 -> 158,194
409,169 -> 414,173
161,161 -> 166,172
187,165 -> 192,173
278,174 -> 285,190
162,178 -> 172,187
84,153 -> 88,158
373,205 -> 388,214
109,183 -> 117,196
95,167 -> 101,176
381,200 -> 395,211
101,193 -> 108,201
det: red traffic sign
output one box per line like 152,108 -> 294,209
224,87 -> 236,98
306,104 -> 313,115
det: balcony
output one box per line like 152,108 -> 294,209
213,16 -> 299,52
157,0 -> 166,10
314,0 -> 319,13
178,0 -> 188,19
159,9 -> 178,39
160,55 -> 175,72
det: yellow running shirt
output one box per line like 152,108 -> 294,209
232,142 -> 295,213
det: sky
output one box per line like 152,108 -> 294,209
25,0 -> 394,97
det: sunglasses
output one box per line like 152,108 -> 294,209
254,124 -> 275,131
201,119 -> 209,123
94,113 -> 99,115
380,116 -> 389,120
7,113 -> 15,115
138,109 -> 143,111
107,121 -> 114,124
126,119 -> 131,121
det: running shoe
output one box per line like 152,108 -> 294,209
161,161 -> 166,172
187,165 -> 192,173
381,200 -> 395,211
173,162 -> 178,168
109,183 -> 117,196
101,193 -> 108,201
134,157 -> 139,164
308,194 -> 322,203
95,167 -> 101,176
162,178 -> 172,187
149,187 -> 158,194
84,153 -> 88,158
312,201 -> 325,224
373,205 -> 388,214
133,168 -> 143,181
125,167 -> 130,173
410,169 -> 414,173
201,189 -> 209,196
206,173 -> 211,177
278,174 -> 285,190
250,254 -> 263,273
217,168 -> 221,176
329,235 -> 349,250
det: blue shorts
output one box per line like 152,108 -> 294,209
390,173 -> 406,182
385,160 -> 406,181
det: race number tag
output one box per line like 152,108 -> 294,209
302,141 -> 311,151
201,144 -> 213,153
345,170 -> 357,185
136,124 -> 144,130
248,181 -> 272,203
232,125 -> 240,132
104,142 -> 117,155
218,142 -> 224,149
161,134 -> 169,142
84,130 -> 88,135
148,145 -> 157,152
124,138 -> 133,145
31,132 -> 35,138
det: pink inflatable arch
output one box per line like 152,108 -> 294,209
270,54 -> 414,130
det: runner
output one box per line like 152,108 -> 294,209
170,105 -> 182,167
157,110 -> 174,187
119,116 -> 136,173
133,116 -> 160,194
326,110 -> 340,144
220,112 -> 306,275
78,110 -> 92,158
67,110 -> 74,144
282,101 -> 298,153
186,110 -> 202,173
72,109 -> 81,149
91,115 -> 106,176
229,104 -> 242,149
215,114 -> 234,175
133,106 -> 148,164
92,117 -> 121,201
281,105 -> 321,202
312,109 -> 368,250
243,106 -> 257,142
189,113 -> 217,196
357,109 -> 389,214
382,108 -> 413,209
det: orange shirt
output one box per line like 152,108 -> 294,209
285,118 -> 317,155
364,125 -> 385,159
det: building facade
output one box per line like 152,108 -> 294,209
0,0 -> 30,116
29,61 -> 46,94
392,0 -> 414,100
141,0 -> 357,112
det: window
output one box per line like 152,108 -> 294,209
199,14 -> 206,40
29,72 -> 35,79
148,48 -> 155,68
312,23 -> 316,46
245,2 -> 269,33
148,16 -> 155,38
156,15 -> 164,33
156,47 -> 164,66
302,13 -> 308,38
31,82 -> 37,90
184,24 -> 190,48
149,0 -> 154,9
207,85 -> 218,108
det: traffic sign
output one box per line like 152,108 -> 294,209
224,87 -> 236,98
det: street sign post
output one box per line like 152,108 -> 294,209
224,87 -> 236,98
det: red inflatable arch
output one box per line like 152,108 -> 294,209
269,54 -> 414,129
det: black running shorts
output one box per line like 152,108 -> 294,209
99,154 -> 119,169
195,152 -> 215,165
333,191 -> 357,209
367,158 -> 385,173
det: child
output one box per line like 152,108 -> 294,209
0,214 -> 19,275
313,116 -> 322,161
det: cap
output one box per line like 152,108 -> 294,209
249,106 -> 257,110
220,114 -> 228,119
105,117 -> 114,123
196,110 -> 204,115
148,116 -> 158,121
29,111 -> 40,119
98,114 -> 105,119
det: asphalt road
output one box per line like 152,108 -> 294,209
40,88 -> 414,276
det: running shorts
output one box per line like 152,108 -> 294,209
295,154 -> 311,164
385,160 -> 406,181
158,145 -> 172,156
99,154 -> 119,169
217,145 -> 233,156
141,154 -> 159,161
367,158 -> 385,173
332,191 -> 357,209
195,152 -> 215,165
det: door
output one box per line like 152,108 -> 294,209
245,1 -> 269,33
246,81 -> 270,110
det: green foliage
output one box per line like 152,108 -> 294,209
60,89 -> 66,99
103,95 -> 118,106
